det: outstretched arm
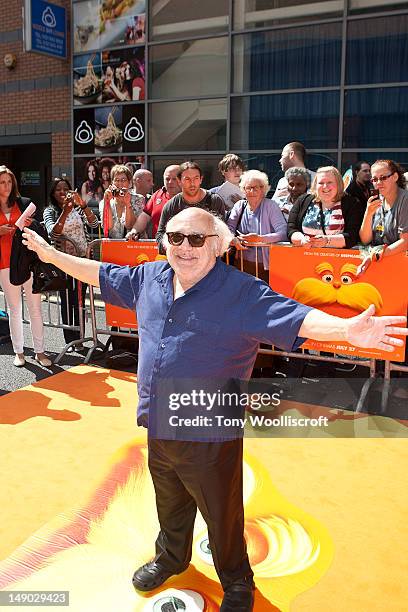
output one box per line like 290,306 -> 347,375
22,227 -> 101,287
299,304 -> 407,353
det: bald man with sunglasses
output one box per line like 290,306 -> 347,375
22,208 -> 408,611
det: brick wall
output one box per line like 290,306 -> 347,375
0,0 -> 71,171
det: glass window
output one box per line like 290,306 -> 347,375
231,91 -> 340,150
346,15 -> 408,85
343,87 -> 408,148
233,0 -> 343,30
349,0 -> 408,15
234,153 -> 337,191
149,99 -> 227,152
341,152 -> 408,175
149,38 -> 228,100
151,156 -> 223,190
233,23 -> 342,93
150,0 -> 229,41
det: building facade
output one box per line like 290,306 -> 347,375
1,0 -> 408,202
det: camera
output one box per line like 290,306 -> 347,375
110,186 -> 129,197
369,188 -> 380,198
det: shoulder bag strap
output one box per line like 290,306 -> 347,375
234,200 -> 247,235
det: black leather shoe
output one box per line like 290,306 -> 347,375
220,582 -> 255,612
132,561 -> 188,592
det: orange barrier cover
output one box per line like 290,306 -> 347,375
100,240 -> 166,328
269,245 -> 408,361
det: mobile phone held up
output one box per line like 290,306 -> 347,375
369,188 -> 380,198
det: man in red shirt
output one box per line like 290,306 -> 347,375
127,165 -> 180,239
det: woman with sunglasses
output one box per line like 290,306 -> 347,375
359,160 -> 408,267
227,169 -> 287,282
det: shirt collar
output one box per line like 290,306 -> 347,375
154,258 -> 224,296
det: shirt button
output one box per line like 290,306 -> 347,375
161,343 -> 165,349
168,318 -> 173,323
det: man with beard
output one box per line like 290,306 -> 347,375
155,161 -> 225,251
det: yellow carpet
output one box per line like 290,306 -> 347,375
0,366 -> 407,611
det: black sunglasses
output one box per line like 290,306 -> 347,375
166,232 -> 218,247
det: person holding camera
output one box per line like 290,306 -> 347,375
43,177 -> 99,348
99,165 -> 138,238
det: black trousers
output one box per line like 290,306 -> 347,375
148,437 -> 253,590
59,277 -> 87,344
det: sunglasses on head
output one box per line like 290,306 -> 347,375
166,232 -> 218,247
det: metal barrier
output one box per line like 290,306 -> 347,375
80,237 -> 407,413
83,240 -> 378,407
83,238 -> 141,364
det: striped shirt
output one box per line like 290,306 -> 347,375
302,201 -> 345,237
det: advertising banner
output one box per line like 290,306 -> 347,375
269,245 -> 408,361
73,53 -> 102,106
73,0 -> 146,54
74,105 -> 145,155
74,155 -> 145,200
100,240 -> 166,328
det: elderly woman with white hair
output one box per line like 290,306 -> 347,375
227,169 -> 287,282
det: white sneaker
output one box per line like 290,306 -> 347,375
14,354 -> 26,367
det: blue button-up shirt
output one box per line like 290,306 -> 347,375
100,259 -> 311,435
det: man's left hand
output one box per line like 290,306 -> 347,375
346,304 -> 408,352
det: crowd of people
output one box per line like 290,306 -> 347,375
0,142 -> 407,371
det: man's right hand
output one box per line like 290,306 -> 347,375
22,227 -> 54,263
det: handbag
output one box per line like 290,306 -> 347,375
31,260 -> 70,293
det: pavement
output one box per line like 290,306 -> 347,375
0,290 -> 119,395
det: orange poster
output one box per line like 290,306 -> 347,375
269,245 -> 408,361
100,240 -> 166,328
